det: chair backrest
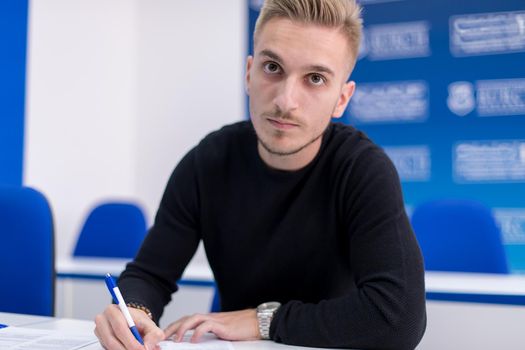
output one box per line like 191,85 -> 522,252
411,199 -> 508,274
73,202 -> 147,259
0,186 -> 55,316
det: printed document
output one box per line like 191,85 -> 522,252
0,326 -> 98,350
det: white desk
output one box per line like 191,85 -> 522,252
425,271 -> 525,304
3,306 -> 525,350
425,271 -> 525,294
57,258 -> 525,305
0,312 -> 334,350
57,257 -> 214,286
55,257 -> 525,349
56,257 -> 525,336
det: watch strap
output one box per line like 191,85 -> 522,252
257,302 -> 281,340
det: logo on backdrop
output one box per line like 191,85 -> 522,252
348,80 -> 429,123
364,21 -> 431,61
477,79 -> 525,116
448,79 -> 525,117
493,209 -> 525,245
383,146 -> 431,182
453,140 -> 525,183
447,81 -> 476,116
450,10 -> 525,57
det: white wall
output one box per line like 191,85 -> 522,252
134,0 -> 246,231
24,0 -> 246,259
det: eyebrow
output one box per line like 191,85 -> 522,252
258,49 -> 335,77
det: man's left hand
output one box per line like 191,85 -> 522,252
163,309 -> 260,343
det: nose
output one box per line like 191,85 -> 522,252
273,77 -> 299,115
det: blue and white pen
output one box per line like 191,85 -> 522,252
104,273 -> 144,345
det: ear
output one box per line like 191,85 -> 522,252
245,56 -> 254,95
332,81 -> 356,118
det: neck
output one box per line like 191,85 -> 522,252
257,137 -> 322,171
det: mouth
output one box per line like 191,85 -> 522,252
267,118 -> 299,130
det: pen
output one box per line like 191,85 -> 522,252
104,273 -> 144,345
0,324 -> 7,329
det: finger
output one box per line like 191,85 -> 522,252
191,321 -> 222,343
173,314 -> 211,342
163,315 -> 189,338
105,305 -> 145,350
94,312 -> 126,350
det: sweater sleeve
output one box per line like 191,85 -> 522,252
270,149 -> 427,350
118,148 -> 201,323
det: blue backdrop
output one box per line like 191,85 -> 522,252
0,0 -> 28,186
248,0 -> 525,272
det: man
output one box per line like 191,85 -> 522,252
94,0 -> 427,349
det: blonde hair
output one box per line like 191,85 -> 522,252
254,0 -> 363,65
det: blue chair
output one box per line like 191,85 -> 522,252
73,202 -> 147,259
0,186 -> 55,316
411,199 -> 508,274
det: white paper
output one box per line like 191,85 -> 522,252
0,326 -> 98,350
158,334 -> 234,350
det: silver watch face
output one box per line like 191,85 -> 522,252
258,301 -> 281,312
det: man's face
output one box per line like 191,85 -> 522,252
246,18 -> 355,164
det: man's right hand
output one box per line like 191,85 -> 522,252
94,304 -> 165,350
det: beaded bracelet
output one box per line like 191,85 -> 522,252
126,302 -> 153,320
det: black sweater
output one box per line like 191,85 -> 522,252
119,121 -> 426,349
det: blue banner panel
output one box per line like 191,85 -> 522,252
0,0 -> 28,186
247,0 -> 525,272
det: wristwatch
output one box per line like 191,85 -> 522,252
256,301 -> 281,340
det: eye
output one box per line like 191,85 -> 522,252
308,73 -> 326,86
263,62 -> 282,74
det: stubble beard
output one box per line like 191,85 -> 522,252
257,119 -> 331,157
